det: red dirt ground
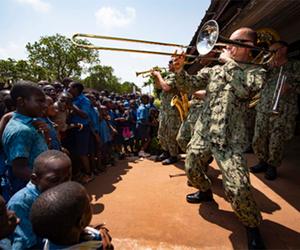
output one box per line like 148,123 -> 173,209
86,139 -> 300,249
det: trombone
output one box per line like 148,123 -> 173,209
71,20 -> 274,65
72,33 -> 196,58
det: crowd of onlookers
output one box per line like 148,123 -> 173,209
0,78 -> 160,249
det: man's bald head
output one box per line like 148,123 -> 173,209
230,27 -> 257,46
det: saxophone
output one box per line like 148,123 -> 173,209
170,93 -> 189,122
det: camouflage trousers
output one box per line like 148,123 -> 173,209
186,131 -> 262,227
252,111 -> 296,167
158,113 -> 181,156
176,100 -> 203,152
245,108 -> 257,150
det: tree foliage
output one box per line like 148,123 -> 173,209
83,65 -> 140,93
26,34 -> 100,82
0,34 -> 140,93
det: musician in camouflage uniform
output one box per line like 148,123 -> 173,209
152,61 -> 181,165
173,27 -> 266,249
251,41 -> 300,180
176,91 -> 205,152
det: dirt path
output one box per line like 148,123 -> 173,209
86,153 -> 300,249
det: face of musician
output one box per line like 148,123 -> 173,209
168,60 -> 175,72
225,28 -> 255,62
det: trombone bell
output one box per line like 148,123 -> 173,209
196,20 -> 220,56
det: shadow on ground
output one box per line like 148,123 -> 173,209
199,201 -> 300,249
86,158 -> 138,214
246,136 -> 300,212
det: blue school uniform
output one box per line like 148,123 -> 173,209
69,94 -> 91,126
2,112 -> 48,193
7,181 -> 42,249
40,117 -> 61,150
136,104 -> 149,125
136,104 -> 150,139
68,94 -> 93,156
99,120 -> 112,144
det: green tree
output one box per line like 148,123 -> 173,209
83,65 -> 120,92
26,34 -> 100,82
119,81 -> 141,94
0,58 -> 18,85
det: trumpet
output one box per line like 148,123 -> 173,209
136,67 -> 167,77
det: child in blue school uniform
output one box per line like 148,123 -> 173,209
30,181 -> 113,250
0,195 -> 20,250
99,105 -> 115,167
7,150 -> 72,249
2,82 -> 49,194
136,94 -> 151,158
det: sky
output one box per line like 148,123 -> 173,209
0,0 -> 211,93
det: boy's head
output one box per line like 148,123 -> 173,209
42,85 -> 56,100
141,94 -> 149,104
10,81 -> 46,117
31,150 -> 72,192
0,195 -> 20,239
68,82 -> 84,98
30,181 -> 92,245
45,95 -> 57,117
85,92 -> 97,106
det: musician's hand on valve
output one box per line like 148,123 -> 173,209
151,70 -> 161,78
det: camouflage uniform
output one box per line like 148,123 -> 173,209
253,60 -> 300,168
157,73 -> 181,157
175,61 -> 266,227
176,97 -> 204,152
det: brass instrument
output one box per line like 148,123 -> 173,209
195,20 -> 275,65
136,67 -> 167,77
272,66 -> 286,115
170,93 -> 189,122
71,20 -> 273,64
248,93 -> 260,109
248,28 -> 280,108
72,33 -> 196,58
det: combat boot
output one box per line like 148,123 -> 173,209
162,156 -> 178,165
264,165 -> 277,180
246,227 -> 266,250
250,161 -> 268,173
186,189 -> 213,203
155,151 -> 170,162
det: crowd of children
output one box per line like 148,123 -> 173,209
0,78 -> 160,249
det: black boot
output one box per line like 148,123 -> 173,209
250,161 -> 268,173
246,227 -> 266,250
186,189 -> 213,203
187,180 -> 193,187
264,165 -> 277,180
155,151 -> 170,162
162,156 -> 178,165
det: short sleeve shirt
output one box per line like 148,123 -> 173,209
2,112 -> 48,168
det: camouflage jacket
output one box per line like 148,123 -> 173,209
175,61 -> 266,149
256,60 -> 300,116
159,72 -> 181,116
